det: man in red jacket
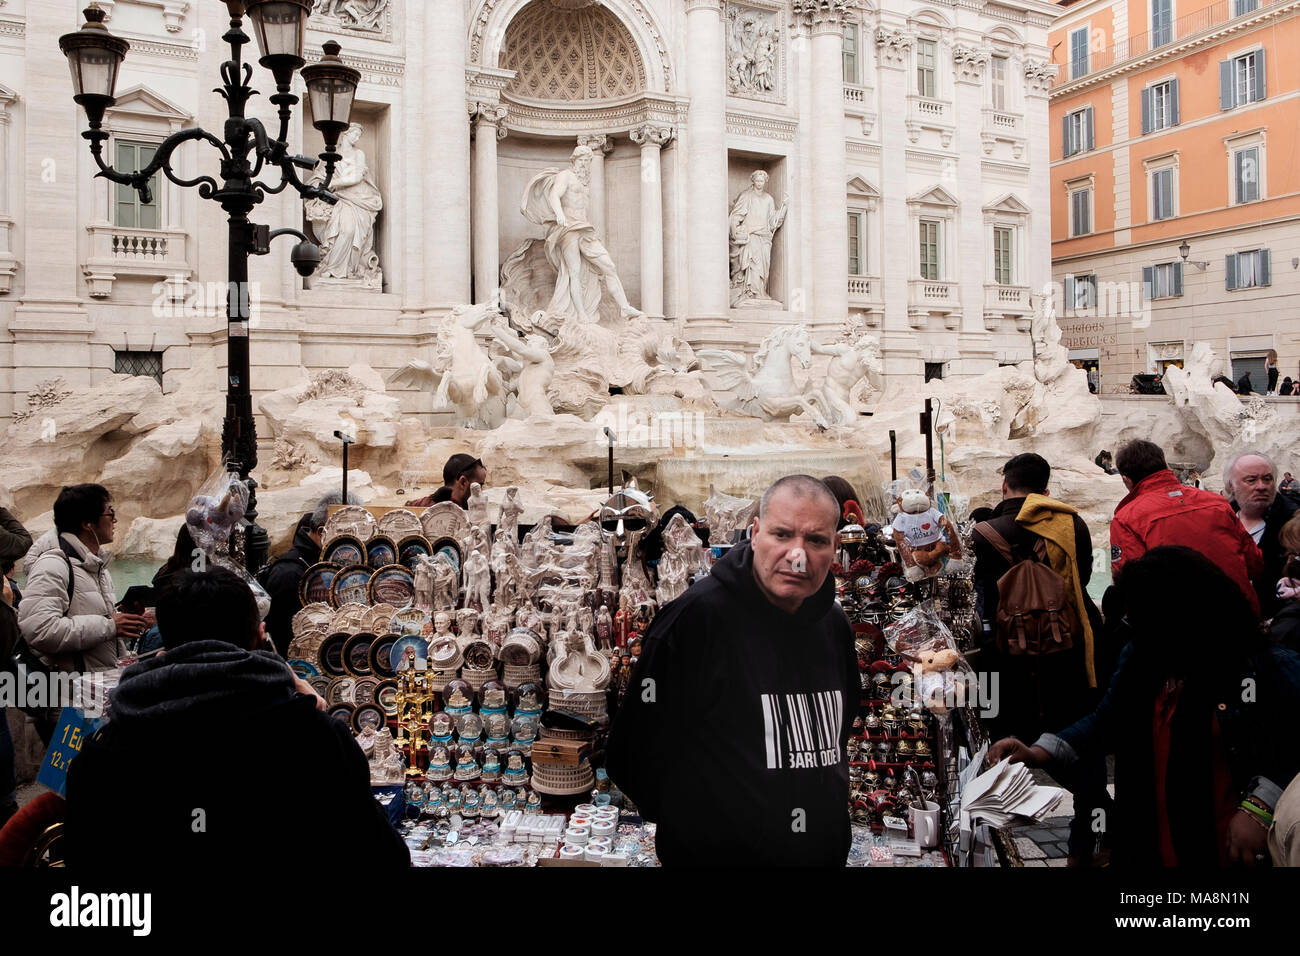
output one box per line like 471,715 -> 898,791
1110,440 -> 1263,615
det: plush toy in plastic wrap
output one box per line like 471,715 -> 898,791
890,488 -> 968,582
886,603 -> 974,715
184,467 -> 272,621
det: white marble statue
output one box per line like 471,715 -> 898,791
497,486 -> 524,547
728,170 -> 788,307
317,0 -> 389,31
809,326 -> 884,426
491,548 -> 521,608
368,726 -> 406,785
463,548 -> 491,611
727,8 -> 779,95
455,607 -> 482,647
698,324 -> 830,426
305,123 -> 383,289
431,558 -> 457,612
467,481 -> 490,545
387,303 -> 510,428
492,327 -> 556,417
414,554 -> 434,613
519,145 -> 645,324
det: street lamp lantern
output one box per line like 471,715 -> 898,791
58,6 -> 130,128
59,0 -> 354,572
1178,240 -> 1191,262
300,40 -> 361,155
244,0 -> 314,86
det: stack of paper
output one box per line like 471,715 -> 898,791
959,756 -> 1068,829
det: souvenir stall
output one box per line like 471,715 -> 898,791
269,465 -> 1015,867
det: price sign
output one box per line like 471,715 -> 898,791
36,707 -> 104,798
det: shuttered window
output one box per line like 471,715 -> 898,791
114,141 -> 161,230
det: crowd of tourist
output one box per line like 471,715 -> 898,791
1,438 -> 1299,868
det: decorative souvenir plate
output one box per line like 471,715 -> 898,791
327,703 -> 355,725
319,632 -> 352,677
299,563 -> 341,607
342,632 -> 376,677
463,640 -> 495,671
351,704 -> 386,734
389,607 -> 425,631
329,603 -> 370,634
377,508 -> 422,540
420,502 -> 470,546
368,564 -> 416,606
429,536 -> 463,575
369,633 -> 399,679
286,628 -> 326,663
360,602 -> 397,634
288,659 -> 319,679
329,564 -> 374,609
374,679 -> 400,717
389,635 -> 430,672
322,505 -> 375,546
326,676 -> 357,706
396,534 -> 432,571
308,676 -> 331,699
322,534 -> 366,568
291,602 -> 334,640
365,534 -> 398,570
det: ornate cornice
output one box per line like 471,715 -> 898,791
1023,58 -> 1057,96
0,16 -> 22,41
306,45 -> 404,88
952,44 -> 989,83
725,109 -> 797,142
502,92 -> 688,138
793,0 -> 849,34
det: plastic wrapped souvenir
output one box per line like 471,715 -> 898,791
185,467 -> 249,555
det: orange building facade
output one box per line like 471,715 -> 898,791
1048,0 -> 1300,394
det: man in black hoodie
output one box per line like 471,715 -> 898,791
607,475 -> 857,866
64,567 -> 409,867
263,491 -> 359,656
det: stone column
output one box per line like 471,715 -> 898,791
425,0 -> 470,307
684,0 -> 729,320
797,1 -> 850,328
630,125 -> 673,318
471,102 -> 507,305
577,133 -> 611,241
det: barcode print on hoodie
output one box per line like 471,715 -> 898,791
760,690 -> 844,770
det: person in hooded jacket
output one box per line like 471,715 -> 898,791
607,475 -> 858,867
263,491 -> 359,657
63,565 -> 409,867
991,546 -> 1300,868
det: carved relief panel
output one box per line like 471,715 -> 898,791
725,3 -> 785,104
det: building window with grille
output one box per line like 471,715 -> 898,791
1069,187 -> 1092,237
990,55 -> 1008,110
1143,261 -> 1183,299
1141,79 -> 1179,133
1150,166 -> 1176,221
1152,0 -> 1173,48
843,22 -> 859,84
1070,26 -> 1089,80
848,210 -> 865,276
919,219 -> 940,280
916,39 -> 937,98
993,226 -> 1013,284
1221,50 -> 1266,109
1234,146 -> 1261,203
114,350 -> 164,386
1063,107 -> 1094,157
114,141 -> 162,230
1226,249 -> 1271,290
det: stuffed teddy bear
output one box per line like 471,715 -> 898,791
891,488 -> 965,581
914,646 -> 963,714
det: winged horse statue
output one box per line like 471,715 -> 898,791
387,303 -> 512,428
697,324 -> 829,427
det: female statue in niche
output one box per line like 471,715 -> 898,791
305,122 -> 384,287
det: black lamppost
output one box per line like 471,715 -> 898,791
60,2 -> 360,571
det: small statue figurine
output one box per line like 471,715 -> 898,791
467,481 -> 490,545
595,605 -> 614,650
432,611 -> 454,641
491,547 -> 521,608
414,555 -> 434,614
498,486 -> 524,546
463,548 -> 491,611
613,592 -> 631,649
455,607 -> 482,648
431,558 -> 457,611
